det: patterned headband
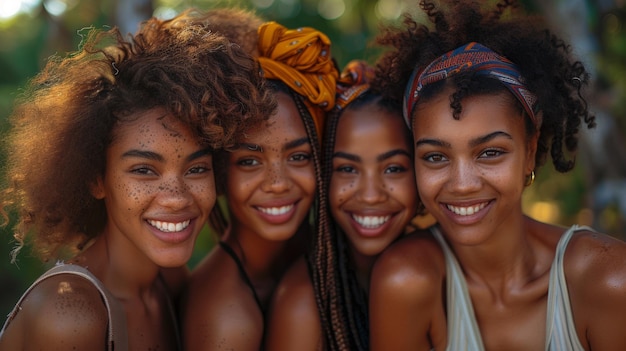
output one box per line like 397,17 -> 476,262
403,42 -> 539,129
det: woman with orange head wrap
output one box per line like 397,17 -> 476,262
264,60 -> 420,351
180,17 -> 339,351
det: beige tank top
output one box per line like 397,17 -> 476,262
431,225 -> 587,351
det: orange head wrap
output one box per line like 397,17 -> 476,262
257,21 -> 339,139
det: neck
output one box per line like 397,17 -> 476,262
348,246 -> 378,294
225,221 -> 308,282
72,229 -> 161,300
444,215 -> 539,290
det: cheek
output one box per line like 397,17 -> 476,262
190,180 -> 217,204
297,168 -> 316,196
329,179 -> 356,206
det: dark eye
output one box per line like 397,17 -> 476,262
479,149 -> 505,158
131,166 -> 156,175
187,166 -> 210,175
423,153 -> 447,163
384,165 -> 407,174
237,158 -> 260,167
290,153 -> 311,162
335,165 -> 356,174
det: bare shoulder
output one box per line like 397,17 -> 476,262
182,249 -> 263,351
271,256 -> 316,308
564,227 -> 626,349
265,256 -> 321,351
370,228 -> 447,351
0,273 -> 108,351
373,228 -> 446,293
565,227 -> 626,290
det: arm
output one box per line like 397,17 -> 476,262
265,257 -> 322,351
0,275 -> 109,351
565,230 -> 626,350
369,233 -> 447,351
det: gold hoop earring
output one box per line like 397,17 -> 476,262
525,170 -> 535,186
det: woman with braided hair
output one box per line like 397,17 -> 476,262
181,20 -> 338,351
369,1 -> 626,350
264,61 -> 419,351
0,11 -> 274,351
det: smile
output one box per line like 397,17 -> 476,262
148,219 -> 191,232
446,202 -> 488,216
352,214 -> 391,229
257,204 -> 294,216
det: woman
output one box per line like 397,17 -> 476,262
369,1 -> 626,350
181,21 -> 338,351
0,14 -> 273,350
265,62 -> 419,351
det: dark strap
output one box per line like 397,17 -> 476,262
219,242 -> 263,311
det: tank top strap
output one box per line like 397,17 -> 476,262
430,226 -> 485,351
1,263 -> 128,351
219,242 -> 264,311
545,225 -> 591,351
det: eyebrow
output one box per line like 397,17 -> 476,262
377,149 -> 411,162
332,149 -> 411,163
284,137 -> 310,151
234,137 -> 310,153
122,147 -> 212,162
415,131 -> 513,148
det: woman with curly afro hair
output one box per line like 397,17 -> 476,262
0,12 -> 274,351
369,1 -> 626,350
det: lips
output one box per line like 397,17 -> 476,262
351,214 -> 391,229
256,204 -> 294,216
254,201 -> 299,224
446,202 -> 488,216
148,219 -> 191,232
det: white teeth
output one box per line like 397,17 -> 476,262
148,219 -> 190,232
446,202 -> 487,216
258,205 -> 293,216
352,215 -> 390,229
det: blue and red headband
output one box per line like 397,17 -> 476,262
403,42 -> 539,129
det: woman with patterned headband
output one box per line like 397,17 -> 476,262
369,1 -> 626,350
265,61 -> 420,351
180,18 -> 338,351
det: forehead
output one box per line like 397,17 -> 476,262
413,91 -> 525,139
335,106 -> 409,149
111,107 -> 200,145
238,92 -> 308,145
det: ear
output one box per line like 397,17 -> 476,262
525,132 -> 539,174
90,176 -> 105,199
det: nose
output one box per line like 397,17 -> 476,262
356,172 -> 388,204
157,176 -> 194,210
447,160 -> 482,194
260,161 -> 292,194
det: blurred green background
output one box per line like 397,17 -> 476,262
1,0 -> 625,320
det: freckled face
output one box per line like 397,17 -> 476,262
412,90 -> 536,246
94,107 -> 216,268
226,92 -> 315,241
330,106 -> 416,257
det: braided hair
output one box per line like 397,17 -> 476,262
309,91 -> 408,351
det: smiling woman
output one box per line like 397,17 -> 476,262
368,1 -> 626,350
178,16 -> 338,351
0,11 -> 274,350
